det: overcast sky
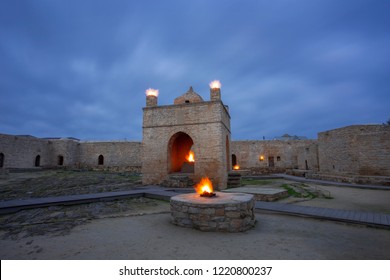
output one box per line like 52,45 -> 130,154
1,0 -> 389,141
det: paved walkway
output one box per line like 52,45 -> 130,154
251,174 -> 390,190
1,187 -> 389,229
255,201 -> 390,228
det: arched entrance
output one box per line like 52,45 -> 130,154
58,155 -> 64,166
35,155 -> 41,167
232,154 -> 237,167
168,132 -> 194,173
98,155 -> 104,165
0,153 -> 4,168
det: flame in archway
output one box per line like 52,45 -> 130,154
186,150 -> 195,162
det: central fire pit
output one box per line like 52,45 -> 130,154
170,192 -> 256,232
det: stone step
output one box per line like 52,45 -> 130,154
161,174 -> 194,188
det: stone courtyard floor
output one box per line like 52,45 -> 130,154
0,170 -> 389,259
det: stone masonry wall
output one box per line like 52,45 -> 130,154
0,133 -> 141,171
79,141 -> 142,171
318,125 -> 390,176
231,140 -> 318,174
49,139 -> 80,167
0,134 -> 52,168
2,124 -> 389,182
0,134 -> 82,168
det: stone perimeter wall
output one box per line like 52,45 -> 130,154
1,124 -> 389,184
318,125 -> 390,177
0,134 -> 141,171
231,140 -> 318,174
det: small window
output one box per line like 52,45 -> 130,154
277,156 -> 281,161
185,100 -> 190,103
98,155 -> 104,165
58,155 -> 64,166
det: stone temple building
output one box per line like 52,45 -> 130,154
142,84 -> 231,189
1,82 -> 390,187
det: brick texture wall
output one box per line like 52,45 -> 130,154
231,140 -> 318,174
318,125 -> 390,176
79,141 -> 141,170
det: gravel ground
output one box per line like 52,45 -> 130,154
0,170 -> 141,201
1,211 -> 389,260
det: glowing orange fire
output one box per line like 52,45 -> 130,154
194,177 -> 214,196
145,88 -> 159,97
209,80 -> 221,89
233,165 -> 240,170
186,150 -> 195,162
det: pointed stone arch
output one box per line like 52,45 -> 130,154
232,154 -> 237,167
167,132 -> 194,173
98,154 -> 104,165
35,155 -> 41,167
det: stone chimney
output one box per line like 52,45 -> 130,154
209,80 -> 221,101
145,88 -> 159,107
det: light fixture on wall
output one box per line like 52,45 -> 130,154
259,155 -> 265,161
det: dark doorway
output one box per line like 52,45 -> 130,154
58,155 -> 64,166
0,153 -> 4,168
268,156 -> 274,168
305,160 -> 309,170
98,155 -> 104,165
35,155 -> 41,167
168,132 -> 194,173
232,154 -> 237,167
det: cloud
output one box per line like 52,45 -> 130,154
0,0 -> 389,141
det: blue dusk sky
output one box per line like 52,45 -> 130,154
1,0 -> 389,140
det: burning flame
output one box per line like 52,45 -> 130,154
194,177 -> 214,195
209,80 -> 221,89
233,165 -> 240,170
145,88 -> 159,97
186,150 -> 195,162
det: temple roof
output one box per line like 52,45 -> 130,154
174,86 -> 204,105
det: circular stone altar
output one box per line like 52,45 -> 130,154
170,192 -> 256,232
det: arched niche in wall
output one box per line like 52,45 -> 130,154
58,155 -> 64,166
167,132 -> 194,173
0,153 -> 4,168
98,154 -> 104,165
35,155 -> 41,167
232,154 -> 237,167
